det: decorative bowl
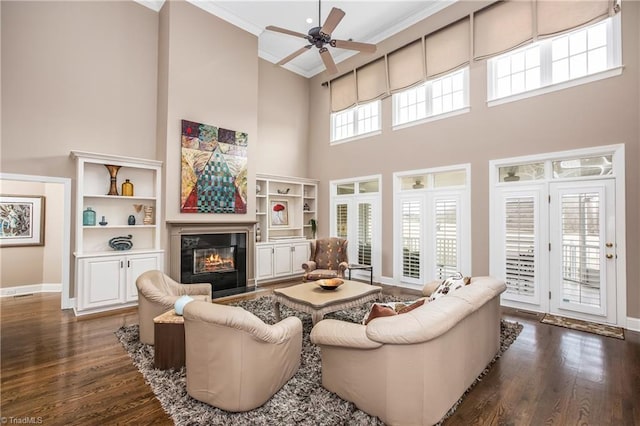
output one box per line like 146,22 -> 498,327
316,278 -> 344,291
108,234 -> 133,251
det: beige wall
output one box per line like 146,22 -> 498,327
307,2 -> 640,318
158,0 -> 258,224
0,180 -> 64,288
257,58 -> 310,177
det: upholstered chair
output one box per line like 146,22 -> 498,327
302,238 -> 349,282
136,270 -> 212,345
183,301 -> 303,412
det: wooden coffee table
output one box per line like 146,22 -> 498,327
153,309 -> 185,370
273,279 -> 382,325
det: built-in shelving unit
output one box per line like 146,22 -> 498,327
71,150 -> 164,315
255,174 -> 318,284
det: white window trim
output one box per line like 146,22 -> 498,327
392,67 -> 470,129
487,14 -> 622,107
393,164 -> 471,289
489,143 -> 627,326
330,100 -> 381,145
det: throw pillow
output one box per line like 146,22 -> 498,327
428,273 -> 472,302
363,299 -> 426,325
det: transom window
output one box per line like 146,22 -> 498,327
393,67 -> 469,127
489,16 -> 621,102
331,100 -> 380,143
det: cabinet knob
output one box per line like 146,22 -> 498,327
120,261 -> 124,268
606,254 -> 613,259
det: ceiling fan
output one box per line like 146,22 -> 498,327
265,1 -> 377,75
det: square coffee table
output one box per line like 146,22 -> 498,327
153,309 -> 185,370
273,279 -> 382,325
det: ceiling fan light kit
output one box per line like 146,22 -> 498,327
265,0 -> 376,75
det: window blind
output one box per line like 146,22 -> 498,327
537,0 -> 612,38
356,57 -> 388,103
358,203 -> 373,265
474,0 -> 534,60
401,200 -> 421,279
504,196 -> 536,297
330,71 -> 357,112
335,204 -> 348,239
388,39 -> 425,92
435,199 -> 458,280
425,17 -> 470,78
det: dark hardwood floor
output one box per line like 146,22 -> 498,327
1,285 -> 639,425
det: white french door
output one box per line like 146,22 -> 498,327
549,180 -> 616,323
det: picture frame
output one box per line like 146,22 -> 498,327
270,200 -> 289,227
0,195 -> 45,247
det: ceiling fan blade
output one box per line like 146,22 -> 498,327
277,45 -> 312,66
265,25 -> 308,39
320,7 -> 345,36
332,39 -> 377,54
319,47 -> 339,75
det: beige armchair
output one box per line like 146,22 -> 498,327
302,237 -> 349,282
136,270 -> 212,345
183,301 -> 302,412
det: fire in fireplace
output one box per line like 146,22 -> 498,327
194,247 -> 236,274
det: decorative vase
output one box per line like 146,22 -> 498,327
143,206 -> 153,225
99,216 -> 108,226
105,164 -> 122,196
256,226 -> 261,242
121,179 -> 134,196
83,207 -> 96,226
128,215 -> 136,225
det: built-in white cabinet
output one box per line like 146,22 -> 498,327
256,240 -> 310,283
77,251 -> 163,311
255,174 -> 317,284
71,150 -> 164,315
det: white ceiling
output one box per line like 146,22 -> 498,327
136,1 -> 454,78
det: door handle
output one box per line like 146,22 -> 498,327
606,254 -> 613,259
606,243 -> 613,248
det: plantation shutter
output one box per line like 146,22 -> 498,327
434,198 -> 458,280
504,195 -> 537,299
358,203 -> 373,265
335,203 -> 348,239
401,199 -> 422,281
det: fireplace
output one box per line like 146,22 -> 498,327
169,223 -> 256,299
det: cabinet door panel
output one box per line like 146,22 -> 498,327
81,257 -> 124,309
291,242 -> 310,274
256,245 -> 275,279
126,253 -> 163,302
274,245 -> 293,276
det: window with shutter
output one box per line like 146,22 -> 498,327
435,198 -> 458,280
335,203 -> 348,239
401,199 -> 421,280
358,203 -> 373,265
504,196 -> 537,299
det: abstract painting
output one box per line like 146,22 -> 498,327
180,119 -> 248,214
0,195 -> 45,247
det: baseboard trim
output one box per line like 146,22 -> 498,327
627,317 -> 640,332
0,283 -> 62,297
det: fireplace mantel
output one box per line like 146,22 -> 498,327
168,222 -> 256,297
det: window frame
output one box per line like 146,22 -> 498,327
330,100 -> 381,144
392,67 -> 470,129
487,14 -> 622,106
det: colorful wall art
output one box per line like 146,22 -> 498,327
181,119 -> 248,214
0,195 -> 45,247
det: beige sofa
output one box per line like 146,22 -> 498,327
136,270 -> 212,345
310,276 -> 506,426
183,300 -> 303,412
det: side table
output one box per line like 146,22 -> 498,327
348,264 -> 373,285
153,309 -> 185,370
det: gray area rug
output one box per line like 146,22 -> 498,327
115,295 -> 522,425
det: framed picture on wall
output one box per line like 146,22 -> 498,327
270,200 -> 289,227
0,195 -> 45,247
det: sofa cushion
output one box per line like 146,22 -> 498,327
428,274 -> 471,301
363,299 -> 425,325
